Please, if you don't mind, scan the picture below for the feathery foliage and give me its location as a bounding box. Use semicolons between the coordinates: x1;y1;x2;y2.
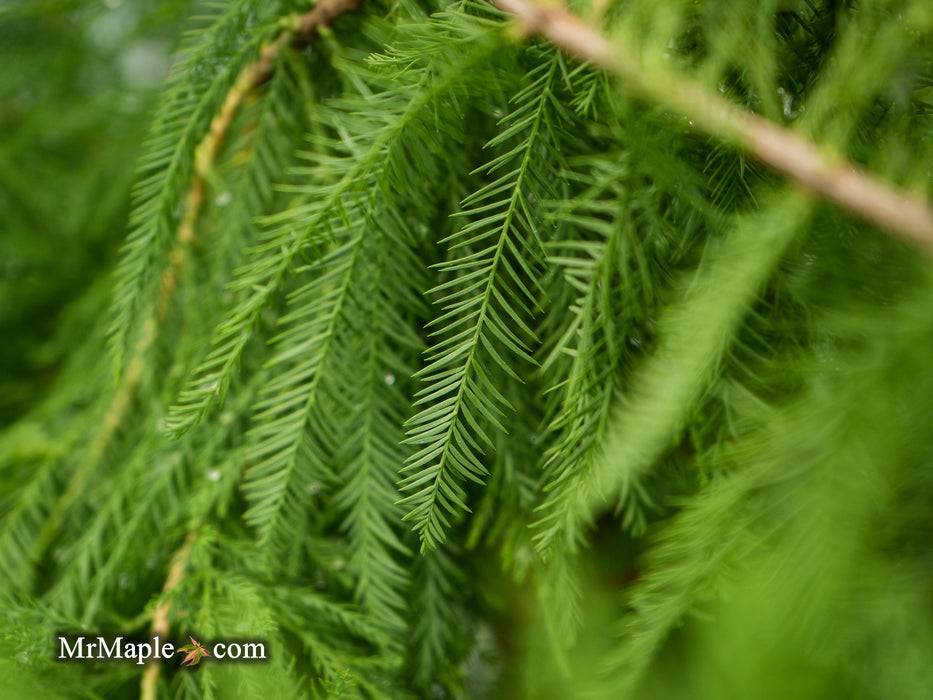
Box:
2;0;933;698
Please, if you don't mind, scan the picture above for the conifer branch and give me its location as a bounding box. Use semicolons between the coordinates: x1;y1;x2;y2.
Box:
45;0;371;549
154;28;285;322
490;0;933;253
140;532;196;700
399;49;567;552
6;3;933;696
43;3;271;556
165;0;368;308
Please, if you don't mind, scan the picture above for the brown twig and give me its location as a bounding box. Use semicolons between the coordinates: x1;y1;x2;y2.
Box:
140;533;197;700
295;0;367;45
491;0;933;254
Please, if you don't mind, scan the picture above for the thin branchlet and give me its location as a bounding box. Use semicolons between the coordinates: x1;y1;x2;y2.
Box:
490;0;933;253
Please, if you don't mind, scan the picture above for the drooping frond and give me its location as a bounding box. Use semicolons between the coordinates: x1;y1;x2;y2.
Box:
240;233;364;552
525;140;705;655
108;1;284;374
0;456;58;595
532;156;647;557
464;376;541;569
399;47;574;552
330;225;424;634
528;117;711;555
163;7;499;440
240;10;502;553
160;50;316;437
409;545;469;692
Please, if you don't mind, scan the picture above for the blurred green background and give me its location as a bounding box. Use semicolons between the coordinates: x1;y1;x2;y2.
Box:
0;0;191;423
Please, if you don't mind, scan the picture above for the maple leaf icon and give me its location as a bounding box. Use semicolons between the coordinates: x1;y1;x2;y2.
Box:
176;636;211;667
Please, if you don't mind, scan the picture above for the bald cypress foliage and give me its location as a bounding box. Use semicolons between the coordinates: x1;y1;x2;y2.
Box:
2;0;932;698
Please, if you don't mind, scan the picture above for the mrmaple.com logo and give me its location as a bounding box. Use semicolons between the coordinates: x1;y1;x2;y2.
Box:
57;635;266;666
